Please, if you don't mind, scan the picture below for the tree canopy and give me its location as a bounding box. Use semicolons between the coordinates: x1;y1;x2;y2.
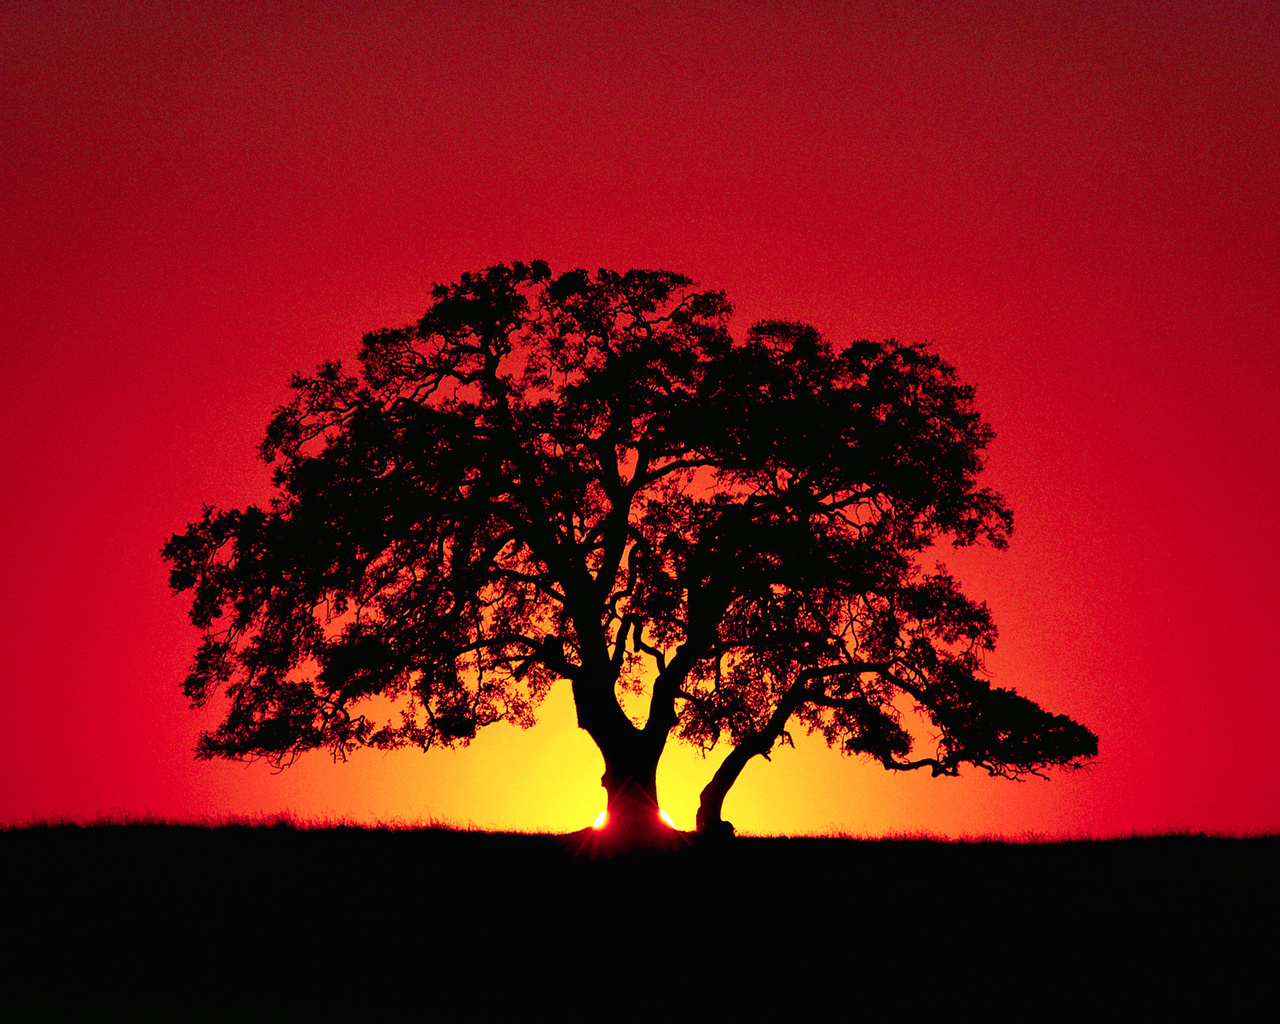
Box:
164;260;1096;844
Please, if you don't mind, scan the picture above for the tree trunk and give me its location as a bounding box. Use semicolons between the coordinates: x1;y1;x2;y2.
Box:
597;737;674;849
695;740;758;838
696;666;847;837
570;674;677;851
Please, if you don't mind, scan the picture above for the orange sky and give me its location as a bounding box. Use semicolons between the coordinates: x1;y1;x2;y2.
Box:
2;0;1277;836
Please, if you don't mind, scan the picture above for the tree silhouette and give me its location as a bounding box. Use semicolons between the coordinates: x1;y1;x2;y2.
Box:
164;260;1096;845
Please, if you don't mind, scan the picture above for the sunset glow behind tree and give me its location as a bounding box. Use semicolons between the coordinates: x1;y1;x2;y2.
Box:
2;1;1277;836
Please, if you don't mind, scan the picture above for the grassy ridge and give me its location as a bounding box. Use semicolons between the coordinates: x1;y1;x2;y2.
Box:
3;823;1276;1017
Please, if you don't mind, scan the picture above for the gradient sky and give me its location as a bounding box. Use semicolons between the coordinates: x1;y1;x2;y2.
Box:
3;0;1277;836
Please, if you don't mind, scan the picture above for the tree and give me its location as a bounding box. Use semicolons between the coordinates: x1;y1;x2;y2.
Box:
164;260;1096;846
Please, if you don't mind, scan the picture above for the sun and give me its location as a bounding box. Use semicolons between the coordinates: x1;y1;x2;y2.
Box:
592;809;677;829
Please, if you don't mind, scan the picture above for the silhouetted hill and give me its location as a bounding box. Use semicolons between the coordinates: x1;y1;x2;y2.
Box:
2;823;1275;1018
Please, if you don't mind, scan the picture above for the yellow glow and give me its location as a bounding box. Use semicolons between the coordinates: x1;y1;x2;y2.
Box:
659;809;675;828
593;810;608;829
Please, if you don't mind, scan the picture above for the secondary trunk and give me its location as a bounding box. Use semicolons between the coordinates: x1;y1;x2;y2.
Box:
695;739;759;838
696;667;829;836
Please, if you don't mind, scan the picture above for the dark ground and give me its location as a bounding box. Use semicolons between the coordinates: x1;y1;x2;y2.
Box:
2;823;1276;1019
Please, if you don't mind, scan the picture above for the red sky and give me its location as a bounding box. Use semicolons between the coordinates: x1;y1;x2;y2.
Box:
2;0;1277;836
